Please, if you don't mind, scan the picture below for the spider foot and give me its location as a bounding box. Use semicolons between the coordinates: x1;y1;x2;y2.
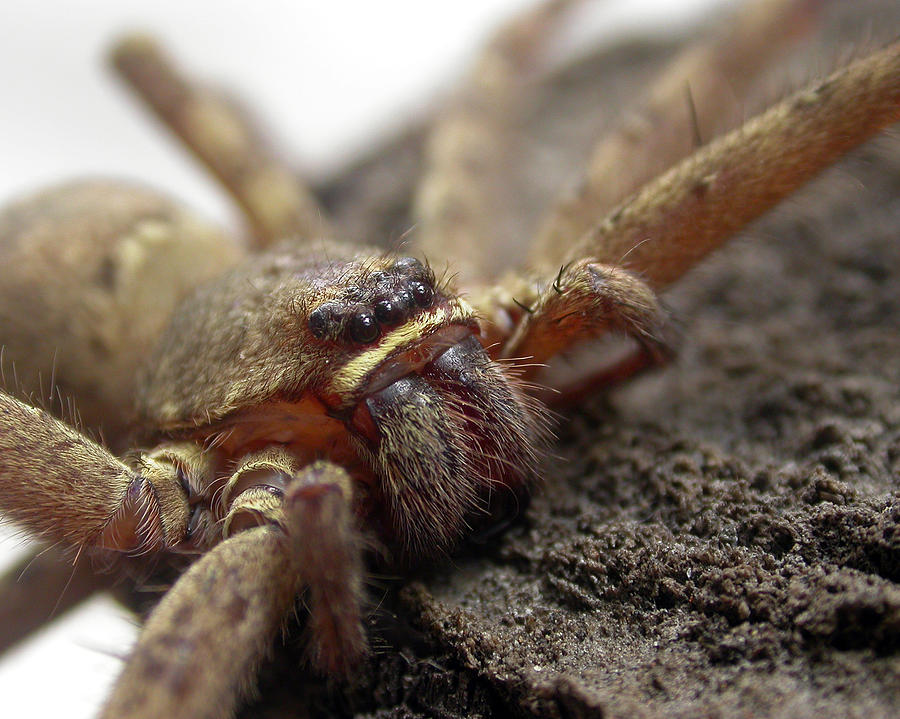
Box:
220;452;367;678
286;464;366;678
501;259;671;368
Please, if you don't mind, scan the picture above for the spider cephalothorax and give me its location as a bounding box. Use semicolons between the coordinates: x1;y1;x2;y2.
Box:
135;243;548;559
0;1;898;717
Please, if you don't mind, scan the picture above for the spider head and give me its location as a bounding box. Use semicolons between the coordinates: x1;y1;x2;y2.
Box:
333;331;548;559
304;255;550;560
140;246;549;561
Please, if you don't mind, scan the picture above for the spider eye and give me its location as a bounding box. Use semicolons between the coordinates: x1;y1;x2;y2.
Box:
348;311;379;344
374;299;401;325
410;281;434;308
395;289;414;314
392;256;423;274
308;304;335;339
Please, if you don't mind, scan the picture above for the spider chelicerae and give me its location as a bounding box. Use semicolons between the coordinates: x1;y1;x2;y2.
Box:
0;1;898;717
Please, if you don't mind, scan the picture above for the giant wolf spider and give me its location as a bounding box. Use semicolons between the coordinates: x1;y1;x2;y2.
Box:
0;0;898;717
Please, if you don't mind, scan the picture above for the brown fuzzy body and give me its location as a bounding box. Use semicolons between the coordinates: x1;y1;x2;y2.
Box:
0;1;898;717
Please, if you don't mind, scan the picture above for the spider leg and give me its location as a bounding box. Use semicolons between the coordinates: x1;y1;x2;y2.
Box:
414;0;579;284
219;449;366;677
99;524;299;719
468;40;899;390
0;390;203;553
558;41;900;291
101;458;364;719
111;36;333;247
499;259;671;367
475;41;899;376
285;463;365;677
530;0;828;265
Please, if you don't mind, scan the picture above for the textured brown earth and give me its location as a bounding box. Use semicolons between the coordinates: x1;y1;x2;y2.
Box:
238;4;900;717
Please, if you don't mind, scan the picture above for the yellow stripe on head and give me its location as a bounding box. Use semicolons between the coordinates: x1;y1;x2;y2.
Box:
328;299;477;402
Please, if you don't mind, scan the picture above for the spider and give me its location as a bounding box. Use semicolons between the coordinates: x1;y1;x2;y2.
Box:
0;0;898;717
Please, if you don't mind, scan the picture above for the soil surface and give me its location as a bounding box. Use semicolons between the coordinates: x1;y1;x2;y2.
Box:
240;4;900;717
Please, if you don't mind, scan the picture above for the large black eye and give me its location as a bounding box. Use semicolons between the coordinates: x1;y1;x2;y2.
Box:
374;299;401;325
308;304;334;339
392;256;423;274
348;311;379;344
395;289;414;314
410;280;434;307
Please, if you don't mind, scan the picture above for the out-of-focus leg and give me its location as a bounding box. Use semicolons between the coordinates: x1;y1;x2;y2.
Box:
286;463;365;677
99;525;298;719
548;43;900;292
471;43;899;397
530;0;828;266
220;450;366;677
112;36;333;247
100;456;364;719
414;0;579;284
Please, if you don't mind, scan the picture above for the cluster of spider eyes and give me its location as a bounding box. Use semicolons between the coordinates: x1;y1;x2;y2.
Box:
308;257;435;344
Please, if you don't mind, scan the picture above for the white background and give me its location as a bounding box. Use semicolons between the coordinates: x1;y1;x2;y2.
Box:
0;1;730;716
